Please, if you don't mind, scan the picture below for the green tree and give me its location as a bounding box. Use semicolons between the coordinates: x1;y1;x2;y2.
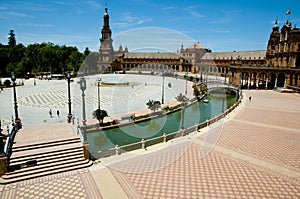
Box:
175;93;188;105
146;100;161;112
8;30;16;47
93;109;108;125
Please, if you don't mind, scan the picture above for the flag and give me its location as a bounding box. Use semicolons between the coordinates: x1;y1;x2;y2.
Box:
286;9;291;15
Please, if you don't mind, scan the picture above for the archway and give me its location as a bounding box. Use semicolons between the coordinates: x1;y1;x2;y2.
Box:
296;55;300;68
277;73;285;87
269;73;276;89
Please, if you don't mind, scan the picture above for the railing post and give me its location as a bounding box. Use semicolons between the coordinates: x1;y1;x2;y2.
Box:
180;129;185;136
141;139;145;149
163;133;167;142
115;145;119;155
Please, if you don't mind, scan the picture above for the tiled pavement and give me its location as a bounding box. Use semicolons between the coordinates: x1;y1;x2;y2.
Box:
0;169;103;199
1;90;300;198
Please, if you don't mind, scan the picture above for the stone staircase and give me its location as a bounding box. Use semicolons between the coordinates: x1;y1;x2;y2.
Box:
0;136;92;184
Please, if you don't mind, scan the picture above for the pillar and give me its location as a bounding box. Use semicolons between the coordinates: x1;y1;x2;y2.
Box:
141;139;145;149
163;133;167;142
247;76;251;90
256;75;259;90
274;75;278;89
0;157;7;176
83;144;90;159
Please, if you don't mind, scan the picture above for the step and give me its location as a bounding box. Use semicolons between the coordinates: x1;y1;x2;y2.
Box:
0;160;93;184
3;154;85;178
9;150;84;169
10;147;83;165
12;137;81;152
2;158;90;180
10;142;82;160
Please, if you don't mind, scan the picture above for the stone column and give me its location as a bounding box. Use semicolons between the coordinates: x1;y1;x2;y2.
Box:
247;75;251;90
256;75;259;90
274;75;278;89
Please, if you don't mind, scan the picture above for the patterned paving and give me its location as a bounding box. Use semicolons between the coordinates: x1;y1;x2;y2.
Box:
111;144;300;199
107;90;300;198
214;120;300;171
17;75;191;110
0;169;103;199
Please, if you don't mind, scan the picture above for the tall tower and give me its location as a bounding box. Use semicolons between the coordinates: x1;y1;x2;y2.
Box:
266;20;280;66
98;6;114;71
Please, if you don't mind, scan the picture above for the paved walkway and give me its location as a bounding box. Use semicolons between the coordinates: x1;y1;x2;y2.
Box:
1;90;300;198
0;74;194;127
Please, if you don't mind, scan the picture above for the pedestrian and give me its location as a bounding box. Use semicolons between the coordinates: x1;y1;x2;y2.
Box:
249;96;252;102
57;110;60;118
49;109;52;118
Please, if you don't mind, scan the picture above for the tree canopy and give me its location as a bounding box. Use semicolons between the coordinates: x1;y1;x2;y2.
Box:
93;109;108;124
0;30;95;78
146;100;161;112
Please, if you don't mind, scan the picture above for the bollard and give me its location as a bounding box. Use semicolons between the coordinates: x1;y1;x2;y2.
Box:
115;145;119;155
141;139;145;149
163;133;167;142
181;129;185;137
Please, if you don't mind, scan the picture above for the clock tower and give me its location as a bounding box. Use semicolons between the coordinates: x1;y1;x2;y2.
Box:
98;6;115;71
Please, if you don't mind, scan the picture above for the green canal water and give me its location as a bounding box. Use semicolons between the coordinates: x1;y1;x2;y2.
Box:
87;93;238;154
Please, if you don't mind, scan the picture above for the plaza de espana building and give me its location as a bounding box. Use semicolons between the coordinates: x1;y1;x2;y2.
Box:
98;7;300;92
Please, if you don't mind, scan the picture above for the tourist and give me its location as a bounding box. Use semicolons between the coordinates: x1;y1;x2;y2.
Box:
57;110;60;118
49;109;52;118
249;96;252;102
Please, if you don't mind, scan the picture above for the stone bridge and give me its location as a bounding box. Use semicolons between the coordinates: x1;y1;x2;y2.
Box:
205;80;239;94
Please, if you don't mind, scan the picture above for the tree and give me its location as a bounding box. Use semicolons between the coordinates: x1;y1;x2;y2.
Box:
175;93;188;105
8;30;16;47
146;100;161;112
93;109;108;125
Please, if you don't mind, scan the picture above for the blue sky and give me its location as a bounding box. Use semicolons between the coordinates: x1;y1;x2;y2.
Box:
0;0;299;52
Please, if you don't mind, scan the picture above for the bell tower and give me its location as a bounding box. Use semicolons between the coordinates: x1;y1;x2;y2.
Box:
266;20;280;66
98;6;114;71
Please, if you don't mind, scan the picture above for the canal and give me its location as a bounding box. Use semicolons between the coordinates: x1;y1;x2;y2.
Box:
87;92;238;155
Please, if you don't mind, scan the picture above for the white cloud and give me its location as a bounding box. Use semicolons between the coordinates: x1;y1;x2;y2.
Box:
0;11;33;19
19;23;54;28
113;12;152;28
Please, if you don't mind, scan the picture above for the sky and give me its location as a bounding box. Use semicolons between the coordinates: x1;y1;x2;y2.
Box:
0;0;299;52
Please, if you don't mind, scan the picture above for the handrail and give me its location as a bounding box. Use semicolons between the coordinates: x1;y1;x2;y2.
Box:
3;123;19;165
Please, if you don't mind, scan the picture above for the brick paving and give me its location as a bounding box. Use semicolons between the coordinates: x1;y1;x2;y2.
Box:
0;169;103;199
107;90;300;198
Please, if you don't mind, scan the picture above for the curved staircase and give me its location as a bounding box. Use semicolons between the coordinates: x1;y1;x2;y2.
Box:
0;136;92;184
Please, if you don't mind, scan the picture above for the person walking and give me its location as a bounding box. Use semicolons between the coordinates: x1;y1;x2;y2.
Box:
49;109;52;118
57;110;60;118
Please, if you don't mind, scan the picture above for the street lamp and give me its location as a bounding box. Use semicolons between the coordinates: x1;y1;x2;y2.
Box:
185;71;188;96
79;77;87;144
161;72;165;104
97;77;101;110
66;71;72;123
11;72;22;129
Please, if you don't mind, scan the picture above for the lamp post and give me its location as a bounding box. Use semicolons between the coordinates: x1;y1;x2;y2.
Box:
66;72;72;123
161;72;165;104
79;77;87;144
97;77;101;110
11;72;22;129
185;71;188;96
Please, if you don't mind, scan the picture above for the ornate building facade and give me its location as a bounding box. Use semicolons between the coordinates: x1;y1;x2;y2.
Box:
98;6;300;91
198;20;300;91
